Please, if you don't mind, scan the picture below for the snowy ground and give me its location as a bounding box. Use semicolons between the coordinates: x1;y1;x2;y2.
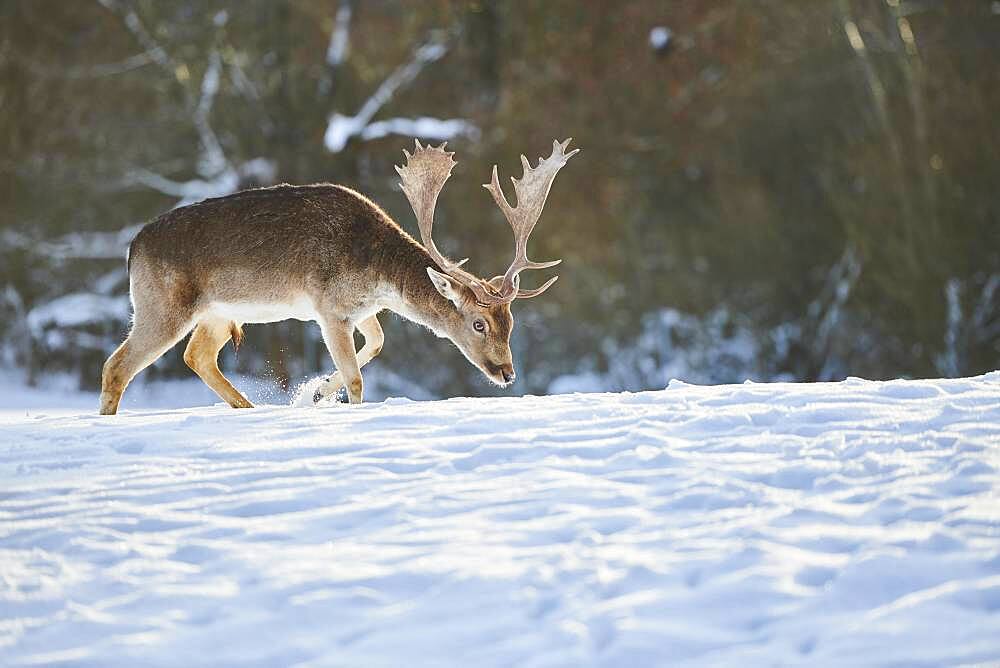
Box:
1;373;999;666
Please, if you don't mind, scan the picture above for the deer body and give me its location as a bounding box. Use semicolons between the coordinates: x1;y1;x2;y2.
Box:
100;140;577;414
127;183;439;329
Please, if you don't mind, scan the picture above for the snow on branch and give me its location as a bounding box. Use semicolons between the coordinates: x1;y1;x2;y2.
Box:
13;49;159;80
937;273;1000;377
127;158;275;208
3;225;143;261
324;38;476;152
194;51;227;178
360;117;479;144
127;167;239;207
122;45;244;209
98;0;176;75
810;245;862;380
101;3;274;208
972;274;999;337
326;1;352;67
116;45;274;206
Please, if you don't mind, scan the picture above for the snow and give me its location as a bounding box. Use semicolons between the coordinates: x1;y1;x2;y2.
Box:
129;166;238;206
325;3;352;67
649;26;671;51
323;112;366;153
25;293;131;336
359;116;479;144
326;112;478;153
194;51;226;180
1;373;999;665
3;225;143;261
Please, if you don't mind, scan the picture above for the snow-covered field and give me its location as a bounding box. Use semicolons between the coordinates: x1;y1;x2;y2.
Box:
2;373;999;666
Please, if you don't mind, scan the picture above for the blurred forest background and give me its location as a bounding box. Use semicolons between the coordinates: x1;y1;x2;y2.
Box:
2;0;998;400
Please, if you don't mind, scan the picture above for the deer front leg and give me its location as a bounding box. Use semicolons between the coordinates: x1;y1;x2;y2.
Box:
318;316;364;404
314;314;383;403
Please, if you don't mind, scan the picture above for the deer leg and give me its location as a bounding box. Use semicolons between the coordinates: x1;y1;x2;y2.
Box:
314;314;384;402
100;314;193;415
356;314;385;366
184;318;253;409
317;317;364;404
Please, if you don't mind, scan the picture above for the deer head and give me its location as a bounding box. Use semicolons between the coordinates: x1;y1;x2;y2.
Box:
396;138;579;387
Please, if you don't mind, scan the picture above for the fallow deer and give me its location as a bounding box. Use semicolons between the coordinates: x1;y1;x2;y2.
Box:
99;138;579;414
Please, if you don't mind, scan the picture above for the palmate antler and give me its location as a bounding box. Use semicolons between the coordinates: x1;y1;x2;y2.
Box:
483;138;579;301
396;140;496;305
396;138;578;306
395;140;465;273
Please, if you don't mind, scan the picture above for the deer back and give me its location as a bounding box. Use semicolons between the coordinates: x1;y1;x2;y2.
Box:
128;183;434;309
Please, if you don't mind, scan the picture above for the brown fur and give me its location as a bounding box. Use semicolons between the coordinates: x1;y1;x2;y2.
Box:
99;183;518;414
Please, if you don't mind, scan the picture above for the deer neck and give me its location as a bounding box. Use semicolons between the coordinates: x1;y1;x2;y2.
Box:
382;245;463;338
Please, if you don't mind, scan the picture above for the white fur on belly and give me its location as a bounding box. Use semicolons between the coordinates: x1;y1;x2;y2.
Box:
208;297;318;324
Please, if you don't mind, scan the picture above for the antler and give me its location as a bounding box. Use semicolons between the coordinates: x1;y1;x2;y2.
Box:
483;138;579;302
395;140;466;273
396;140;495;305
397;138;577;307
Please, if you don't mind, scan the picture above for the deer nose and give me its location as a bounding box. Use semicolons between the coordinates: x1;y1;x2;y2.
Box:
501;366;515;384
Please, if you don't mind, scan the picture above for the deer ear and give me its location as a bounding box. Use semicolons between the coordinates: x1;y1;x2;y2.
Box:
426;267;464;308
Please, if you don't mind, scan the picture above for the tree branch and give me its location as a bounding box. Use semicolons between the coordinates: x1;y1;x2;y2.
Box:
324;36;475;152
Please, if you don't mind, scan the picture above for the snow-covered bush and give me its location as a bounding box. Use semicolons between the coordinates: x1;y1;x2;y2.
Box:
25;292;131;388
549;307;761;393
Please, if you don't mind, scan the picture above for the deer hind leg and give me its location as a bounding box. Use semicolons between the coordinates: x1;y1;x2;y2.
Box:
184;318;253;409
100;312;193;415
314;314;384;403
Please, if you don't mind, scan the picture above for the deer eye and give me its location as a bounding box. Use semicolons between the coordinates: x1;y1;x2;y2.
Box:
473;319;487;333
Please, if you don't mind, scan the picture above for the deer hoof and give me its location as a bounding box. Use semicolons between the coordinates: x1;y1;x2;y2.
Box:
312;378;329;404
313;380;349;405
